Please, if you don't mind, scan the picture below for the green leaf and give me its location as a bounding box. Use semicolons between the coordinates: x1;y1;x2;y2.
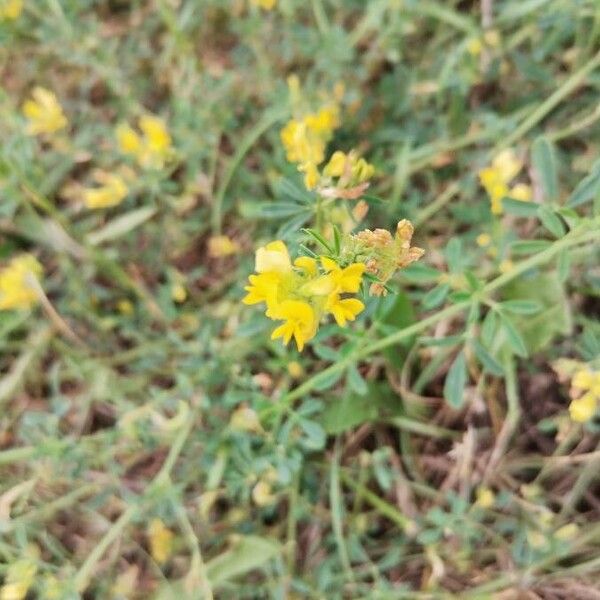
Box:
501;272;572;354
401;264;443;283
301;228;334;252
346;364;368;396
445;238;462;273
499;313;528;357
423;283;450;309
537;206;566;238
481;309;497;348
557;249;570;283
531;136;558;202
443;351;467;409
500;300;542;315
86;207;157;245
502;198;539;217
472;340;504;376
206;536;281;586
511;240;552;255
567;159;600;207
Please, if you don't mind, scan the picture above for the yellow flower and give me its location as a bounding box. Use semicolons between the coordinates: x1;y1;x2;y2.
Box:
300;161;320;190
304;104;340;136
321;257;365;293
476;233;491;247
510;183;532;202
499;259;513;274
0;556;37;600
147;519;174;564
171;283;187;303
255;240;292;273
270;300;317;351
323;150;347;178
325;294;364;327
22;87;67;135
251;0;276;9
0;0;22;20
0;255;42;311
475;486;495;509
208;235;240;258
467;37;482;56
242;272;281;317
252;480;276;506
554;523;579;541
82;171;128;209
287;360;304;379
479;149;526;215
569;391;597;423
117;115;172;169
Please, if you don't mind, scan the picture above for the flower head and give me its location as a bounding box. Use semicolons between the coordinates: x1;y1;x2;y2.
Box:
147;519;174;564
82;171;128;209
22;87;67;135
0;0;23;20
208;235;240;258
243;240;366;351
552;360;600;423
478;149;531;215
0;255;42;311
117;114;172;169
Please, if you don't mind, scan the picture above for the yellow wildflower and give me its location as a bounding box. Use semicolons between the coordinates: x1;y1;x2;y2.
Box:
323;150;347;178
0;548;38;600
499;259;513;274
208;235;240;258
325;294;364;327
147;519;174;564
83;171;128;209
243;240;367;351
117;114;172;169
483;29;501;48
552;360;600;424
22;87;67;135
0;0;22;20
0;255;42;311
301;161;320;190
478;149;529;215
475;486;495;509
476;233;491;247
270;300;317;351
251;0;276;9
554;523;579;541
467;37;482;56
287;360;304;379
171;283;187;303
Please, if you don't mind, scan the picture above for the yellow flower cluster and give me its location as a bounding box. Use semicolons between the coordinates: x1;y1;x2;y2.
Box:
22;87;67;136
478;149;532;215
82;170;128;209
0;0;22;20
553;359;600;423
251;0;276;9
318;150;375;200
0;254;42;311
243;241;365;351
348;220;425;296
117;114;173;170
280;90;340;190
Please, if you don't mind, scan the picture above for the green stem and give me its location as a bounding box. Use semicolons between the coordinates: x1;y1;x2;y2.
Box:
495;48;600;150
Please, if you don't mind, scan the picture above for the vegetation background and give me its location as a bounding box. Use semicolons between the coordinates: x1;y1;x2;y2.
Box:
0;0;599;598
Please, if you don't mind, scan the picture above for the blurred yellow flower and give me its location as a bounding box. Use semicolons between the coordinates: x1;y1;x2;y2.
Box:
467;38;482;56
82;171;128;209
147;519;174;564
476;233;491;247
0;548;38;600
252;480;276;506
552;360;600;424
499;259;514;274
0;0;22;20
251;0;276;9
287;360;304;379
475;486;495;509
171;283;187;303
0;255;42;311
22;87;67;135
117;114;172;169
208;235;240;258
479;149;529;215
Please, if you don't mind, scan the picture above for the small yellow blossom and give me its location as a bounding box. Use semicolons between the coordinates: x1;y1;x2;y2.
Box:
475;486;495;509
270;300;317;351
552;360;600;423
479;149;528;215
526;529;548;550
117;114;172;169
499;259;513;274
251;0;276;9
554;523;579;541
483;29;501;48
476;233;491;247
0;0;22;20
22;87;67;135
147;519;174;564
117;299;134;315
83;171;128;209
325;294;364;327
0;550;38;600
255;240;292;274
287;360;304;379
171;283;187;303
0;255;42;311
467;37;482;56
510;183;533;202
208;235;240;258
